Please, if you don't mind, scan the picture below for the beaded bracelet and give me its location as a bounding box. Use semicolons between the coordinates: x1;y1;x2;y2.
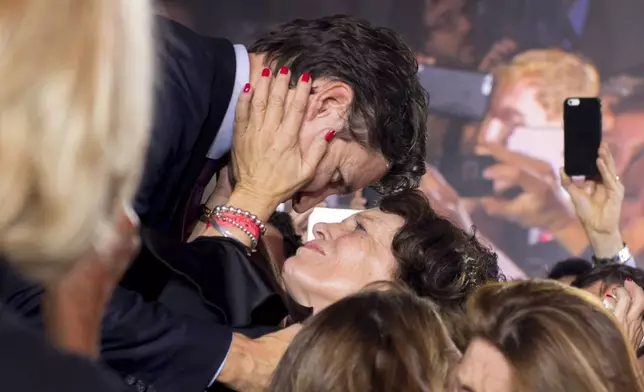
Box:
204;205;267;252
211;205;266;234
210;215;258;250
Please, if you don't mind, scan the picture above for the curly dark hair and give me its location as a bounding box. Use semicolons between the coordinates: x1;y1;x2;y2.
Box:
250;15;428;193
379;189;503;311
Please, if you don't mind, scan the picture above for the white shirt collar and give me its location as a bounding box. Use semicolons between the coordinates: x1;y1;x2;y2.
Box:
206;44;250;159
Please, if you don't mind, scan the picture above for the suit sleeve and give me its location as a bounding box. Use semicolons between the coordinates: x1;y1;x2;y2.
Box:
0;262;233;392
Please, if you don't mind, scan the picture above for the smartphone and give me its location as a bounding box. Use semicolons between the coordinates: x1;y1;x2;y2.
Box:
563;98;602;177
418;66;495;120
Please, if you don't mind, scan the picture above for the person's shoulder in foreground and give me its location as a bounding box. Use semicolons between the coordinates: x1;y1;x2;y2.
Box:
0;307;125;392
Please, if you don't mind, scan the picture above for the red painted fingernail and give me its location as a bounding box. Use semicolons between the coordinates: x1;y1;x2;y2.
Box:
626;278;633;283
243;83;251;93
324;129;336;142
261;68;270;77
301;72;310;82
280;66;289;75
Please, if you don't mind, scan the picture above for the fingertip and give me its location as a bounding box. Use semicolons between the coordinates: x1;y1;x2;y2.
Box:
242;83;251;93
301;72;311;83
324;129;336;142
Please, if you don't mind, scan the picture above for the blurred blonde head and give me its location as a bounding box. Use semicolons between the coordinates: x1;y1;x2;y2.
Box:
269;284;461;392
465;280;644;392
497;49;599;121
0;0;154;280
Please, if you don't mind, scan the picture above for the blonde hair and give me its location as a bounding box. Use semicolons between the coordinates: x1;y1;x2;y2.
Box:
497;49;600;121
0;0;154;280
467;280;644;392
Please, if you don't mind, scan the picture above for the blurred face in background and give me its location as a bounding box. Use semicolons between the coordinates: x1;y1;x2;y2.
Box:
478;79;558;147
423;0;474;66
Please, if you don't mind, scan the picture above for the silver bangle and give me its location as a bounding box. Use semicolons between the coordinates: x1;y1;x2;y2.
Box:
217;214;258;249
208;217;255;253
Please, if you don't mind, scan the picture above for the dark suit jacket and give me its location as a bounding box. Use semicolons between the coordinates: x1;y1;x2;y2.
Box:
0;261;232;392
0;305;125;392
123;16;296;324
121;18;308;391
124;16;237;301
134;16;235;237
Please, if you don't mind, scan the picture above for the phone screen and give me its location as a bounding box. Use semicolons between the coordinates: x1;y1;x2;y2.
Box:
563;98;602;177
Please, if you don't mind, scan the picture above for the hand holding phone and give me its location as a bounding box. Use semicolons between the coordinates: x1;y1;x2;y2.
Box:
564;98;602;178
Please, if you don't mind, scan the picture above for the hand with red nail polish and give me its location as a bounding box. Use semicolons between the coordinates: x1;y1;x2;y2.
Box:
214;67;325;246
609;281;644;350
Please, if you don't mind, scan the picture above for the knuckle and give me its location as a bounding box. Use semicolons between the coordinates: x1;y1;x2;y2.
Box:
252;99;267;110
290;98;307;114
268;94;285;107
234;113;248;123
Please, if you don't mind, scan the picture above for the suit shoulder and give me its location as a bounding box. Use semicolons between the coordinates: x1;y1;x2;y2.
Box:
0;310;124;392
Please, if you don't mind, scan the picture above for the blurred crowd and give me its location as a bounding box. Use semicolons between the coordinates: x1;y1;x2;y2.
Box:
2;1;644;392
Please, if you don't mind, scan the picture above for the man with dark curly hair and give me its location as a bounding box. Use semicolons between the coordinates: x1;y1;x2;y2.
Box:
135;15;429;238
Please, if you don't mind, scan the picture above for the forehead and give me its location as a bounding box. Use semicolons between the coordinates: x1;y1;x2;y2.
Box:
459;339;514;392
347;207;405;228
493;82;546;118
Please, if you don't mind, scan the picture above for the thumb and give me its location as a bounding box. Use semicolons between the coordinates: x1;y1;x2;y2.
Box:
303;129;334;176
559;168;583;199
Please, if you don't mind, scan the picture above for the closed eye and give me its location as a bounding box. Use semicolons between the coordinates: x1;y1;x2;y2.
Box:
355;223;366;232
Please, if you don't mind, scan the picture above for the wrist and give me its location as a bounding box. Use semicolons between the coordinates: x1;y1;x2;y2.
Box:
218;333;256;388
226;187;280;223
587;230;624;259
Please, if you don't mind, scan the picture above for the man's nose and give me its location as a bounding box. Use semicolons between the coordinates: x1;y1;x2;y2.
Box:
478;117;505;145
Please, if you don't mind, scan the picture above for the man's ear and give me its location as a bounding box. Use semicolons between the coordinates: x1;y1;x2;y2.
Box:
307;81;353;122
